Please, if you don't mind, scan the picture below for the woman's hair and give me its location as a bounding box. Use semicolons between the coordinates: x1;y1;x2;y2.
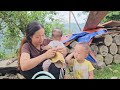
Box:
17;21;44;70
26;21;44;42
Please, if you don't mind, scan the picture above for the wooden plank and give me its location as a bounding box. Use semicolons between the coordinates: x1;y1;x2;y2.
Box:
0;59;18;68
83;11;108;31
101;20;120;28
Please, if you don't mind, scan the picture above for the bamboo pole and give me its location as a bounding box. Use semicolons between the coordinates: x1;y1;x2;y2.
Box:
71;11;81;31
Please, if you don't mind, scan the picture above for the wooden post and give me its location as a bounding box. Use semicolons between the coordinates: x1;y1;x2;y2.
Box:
69;11;71;33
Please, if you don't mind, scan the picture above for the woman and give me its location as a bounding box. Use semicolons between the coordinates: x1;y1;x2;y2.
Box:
18;21;67;79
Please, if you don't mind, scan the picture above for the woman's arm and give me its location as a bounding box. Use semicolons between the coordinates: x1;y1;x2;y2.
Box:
20;49;56;71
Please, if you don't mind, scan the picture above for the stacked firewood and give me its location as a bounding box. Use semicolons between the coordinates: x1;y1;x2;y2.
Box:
90;31;120;66
65;29;120;69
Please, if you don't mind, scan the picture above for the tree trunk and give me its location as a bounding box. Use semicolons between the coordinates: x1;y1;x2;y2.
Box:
113;54;120;64
104;53;113;65
109;43;118;55
104;35;113;46
99;45;108;56
90;44;98;56
113;34;120;45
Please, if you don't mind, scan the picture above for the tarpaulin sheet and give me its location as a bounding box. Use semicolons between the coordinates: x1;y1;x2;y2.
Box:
63;29;107;63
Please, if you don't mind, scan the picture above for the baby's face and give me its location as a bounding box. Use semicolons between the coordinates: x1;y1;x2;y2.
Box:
74;45;88;62
52;31;62;41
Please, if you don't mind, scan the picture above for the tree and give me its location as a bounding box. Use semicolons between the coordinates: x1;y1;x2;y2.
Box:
0;11;64;59
102;11;120;23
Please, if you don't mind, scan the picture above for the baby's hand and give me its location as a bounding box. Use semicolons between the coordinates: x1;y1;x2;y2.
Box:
56;46;63;50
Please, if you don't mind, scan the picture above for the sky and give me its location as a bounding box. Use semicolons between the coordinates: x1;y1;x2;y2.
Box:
55;11;89;24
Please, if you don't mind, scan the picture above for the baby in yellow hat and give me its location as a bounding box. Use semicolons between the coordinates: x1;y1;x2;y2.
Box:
41;28;67;79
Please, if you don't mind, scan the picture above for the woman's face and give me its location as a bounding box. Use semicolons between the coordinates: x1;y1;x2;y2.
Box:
30;28;45;46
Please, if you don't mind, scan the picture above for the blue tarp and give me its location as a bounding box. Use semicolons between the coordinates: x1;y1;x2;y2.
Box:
63;29;107;63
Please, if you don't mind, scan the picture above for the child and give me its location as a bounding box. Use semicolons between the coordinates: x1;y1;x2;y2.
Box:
65;42;95;79
42;28;67;79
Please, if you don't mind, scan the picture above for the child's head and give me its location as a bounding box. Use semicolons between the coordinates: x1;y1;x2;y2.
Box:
74;42;90;62
52;28;63;41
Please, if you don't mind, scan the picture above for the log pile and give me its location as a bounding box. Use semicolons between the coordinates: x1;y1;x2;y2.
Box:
65;28;120;69
0;58;25;79
90;32;120;66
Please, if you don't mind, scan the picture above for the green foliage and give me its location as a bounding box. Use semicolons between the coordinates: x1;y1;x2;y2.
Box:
102;11;120;23
0;52;5;59
0;11;64;59
94;64;120;79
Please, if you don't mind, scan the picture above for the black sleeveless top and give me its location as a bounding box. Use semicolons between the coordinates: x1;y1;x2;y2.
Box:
20;50;47;79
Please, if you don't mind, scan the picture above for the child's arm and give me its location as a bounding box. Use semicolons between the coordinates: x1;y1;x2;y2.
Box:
88;61;95;79
88;70;94;79
65;52;74;65
41;45;52;50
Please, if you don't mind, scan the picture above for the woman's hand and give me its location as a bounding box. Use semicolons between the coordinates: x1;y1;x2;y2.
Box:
56;46;67;57
44;48;57;59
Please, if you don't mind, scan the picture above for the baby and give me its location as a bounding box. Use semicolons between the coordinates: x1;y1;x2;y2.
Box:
42;28;67;79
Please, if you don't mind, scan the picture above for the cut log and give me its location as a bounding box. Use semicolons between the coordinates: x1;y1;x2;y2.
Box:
96;54;104;62
104;35;113;46
99;45;108;56
90;45;98;56
118;46;120;54
104;53;113;65
109;43;118;55
96;61;106;69
113;54;120;64
114;35;120;45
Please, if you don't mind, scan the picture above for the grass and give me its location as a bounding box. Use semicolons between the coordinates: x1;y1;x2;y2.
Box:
94;64;120;79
